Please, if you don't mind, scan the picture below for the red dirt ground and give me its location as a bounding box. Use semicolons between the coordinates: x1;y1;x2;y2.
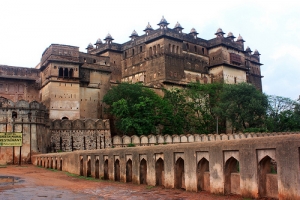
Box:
0;165;249;200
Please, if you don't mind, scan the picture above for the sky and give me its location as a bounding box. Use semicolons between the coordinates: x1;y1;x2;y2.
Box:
0;0;299;100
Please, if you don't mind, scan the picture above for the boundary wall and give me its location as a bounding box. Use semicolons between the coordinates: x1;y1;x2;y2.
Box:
0;98;48;164
33;134;300;199
112;132;299;147
50;119;111;152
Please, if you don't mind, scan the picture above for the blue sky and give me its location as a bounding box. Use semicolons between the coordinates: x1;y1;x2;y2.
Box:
0;0;299;100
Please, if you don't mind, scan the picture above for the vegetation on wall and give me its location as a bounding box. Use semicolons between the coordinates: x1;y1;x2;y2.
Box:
103;82;300;135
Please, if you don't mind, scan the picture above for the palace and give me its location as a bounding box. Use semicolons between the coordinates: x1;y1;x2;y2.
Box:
0;16;263;121
3;17;300;200
0;17;263;164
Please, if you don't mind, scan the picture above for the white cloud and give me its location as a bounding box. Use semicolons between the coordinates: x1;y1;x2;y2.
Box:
271;45;300;63
0;0;299;99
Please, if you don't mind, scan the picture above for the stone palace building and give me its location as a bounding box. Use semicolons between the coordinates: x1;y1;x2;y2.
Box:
0;17;263;163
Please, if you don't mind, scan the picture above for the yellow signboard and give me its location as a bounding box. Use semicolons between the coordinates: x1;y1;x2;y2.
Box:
0;132;22;147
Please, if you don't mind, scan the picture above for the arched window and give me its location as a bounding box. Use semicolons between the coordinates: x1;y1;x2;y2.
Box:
186;43;189;51
64;68;68;77
93;59;96;63
124;51;127;58
155;158;164;186
140;46;142;53
153;46;156;55
224;157;240;195
174;157;184;189
58;68;63;77
202;48;205;54
149;47;153;56
69;69;73;78
157;44;160;54
172;45;175;53
132;49;135;56
126;159;132;182
177;46;179;54
197;158;210;191
194;46;197;53
169;44;171;52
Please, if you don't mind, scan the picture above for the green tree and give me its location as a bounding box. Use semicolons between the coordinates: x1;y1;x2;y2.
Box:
103;83;163;135
217;83;268;133
266;95;300;131
160;88;189;134
184;82;224;134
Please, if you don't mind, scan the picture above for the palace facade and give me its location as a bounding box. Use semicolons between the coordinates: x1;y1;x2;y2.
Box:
0;16;263;120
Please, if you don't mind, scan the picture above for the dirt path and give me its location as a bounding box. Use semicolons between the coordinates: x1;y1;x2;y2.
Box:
0;165;244;200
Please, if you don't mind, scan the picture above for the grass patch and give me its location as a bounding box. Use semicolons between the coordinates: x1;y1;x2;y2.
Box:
65;172;78;177
65;172;101;182
46;168;58;172
0;165;7;168
146;185;155;189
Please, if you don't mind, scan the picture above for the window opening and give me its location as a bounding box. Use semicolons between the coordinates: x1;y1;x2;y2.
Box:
12;111;17;119
58;68;63;77
64;68;68;77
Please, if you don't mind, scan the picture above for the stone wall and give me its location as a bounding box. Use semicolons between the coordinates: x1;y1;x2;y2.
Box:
0;98;49;164
112;132;299;147
33;134;300;200
0;65;40;102
50;119;111;152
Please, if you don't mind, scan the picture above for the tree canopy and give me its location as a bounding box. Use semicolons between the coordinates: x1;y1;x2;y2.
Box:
103;83;162;135
265;95;300;132
103;82;299;135
216;83;268;133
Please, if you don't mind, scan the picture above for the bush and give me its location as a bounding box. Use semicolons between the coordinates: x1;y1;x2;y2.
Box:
127;143;135;147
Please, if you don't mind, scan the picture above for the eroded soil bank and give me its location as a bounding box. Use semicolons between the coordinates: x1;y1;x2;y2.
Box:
0;165;245;200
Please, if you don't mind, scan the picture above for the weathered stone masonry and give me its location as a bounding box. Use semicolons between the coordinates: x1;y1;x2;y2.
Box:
0;98;49;164
0;98;111;164
50;119;111;152
33;134;300;200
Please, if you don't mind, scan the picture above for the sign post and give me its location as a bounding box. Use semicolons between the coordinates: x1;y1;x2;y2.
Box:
0;132;23;147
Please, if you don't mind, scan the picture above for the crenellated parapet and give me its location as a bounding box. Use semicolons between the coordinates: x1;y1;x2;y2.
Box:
49;119;112;152
50;118;110;130
0;97;49;164
0;65;40;80
112;132;300;147
40;44;80;69
0;97;48;123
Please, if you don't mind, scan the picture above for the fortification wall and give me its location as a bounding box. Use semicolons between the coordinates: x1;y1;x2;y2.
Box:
33;134;300;200
49;119;111;152
111;132;299;147
0;98;49;164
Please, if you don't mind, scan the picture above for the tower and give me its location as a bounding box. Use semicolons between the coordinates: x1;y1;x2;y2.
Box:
39;44;81;120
